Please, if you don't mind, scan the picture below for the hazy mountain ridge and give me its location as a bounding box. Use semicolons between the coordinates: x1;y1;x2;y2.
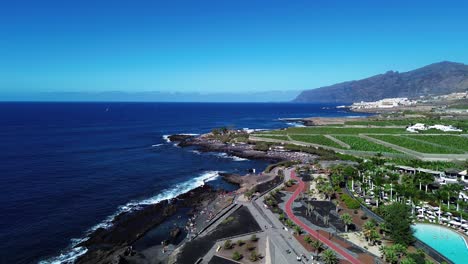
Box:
3;90;300;102
294;61;468;103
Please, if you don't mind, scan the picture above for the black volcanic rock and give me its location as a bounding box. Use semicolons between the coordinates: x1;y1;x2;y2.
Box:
294;61;468;103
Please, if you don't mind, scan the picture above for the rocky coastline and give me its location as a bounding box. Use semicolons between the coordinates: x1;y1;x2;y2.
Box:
73;131;312;264
74;185;219;264
171;133;317;162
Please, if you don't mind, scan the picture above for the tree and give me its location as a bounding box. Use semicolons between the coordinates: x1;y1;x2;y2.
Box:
362;220;376;241
340;213;353;232
304;235;312;244
310;240;323;258
384;248;398;264
392;243;407;259
250;234;258;242
322;249;339;264
369;229;381;245
323;184;334;201
232;251;242;261
381;203;414;246
294;225;302;235
400;258;417;264
237;239;244;246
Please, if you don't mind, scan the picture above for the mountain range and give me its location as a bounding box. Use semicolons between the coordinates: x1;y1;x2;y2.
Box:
294;61;468;103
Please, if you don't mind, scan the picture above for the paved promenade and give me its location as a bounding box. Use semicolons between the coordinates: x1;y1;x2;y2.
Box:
284;170;361;264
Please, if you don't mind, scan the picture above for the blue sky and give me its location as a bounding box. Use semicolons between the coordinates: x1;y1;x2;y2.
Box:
1;0;468;100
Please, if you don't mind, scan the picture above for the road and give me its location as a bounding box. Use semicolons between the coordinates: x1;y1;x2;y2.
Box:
285;169;361;264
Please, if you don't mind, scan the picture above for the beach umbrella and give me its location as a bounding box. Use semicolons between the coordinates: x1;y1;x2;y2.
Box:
446;212;453;216
417;214;424;218
462;224;468;229
428;215;436;219
450;221;461;226
441;217;449;222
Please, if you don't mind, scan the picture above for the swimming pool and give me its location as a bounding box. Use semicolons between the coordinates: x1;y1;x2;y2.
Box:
413;223;468;264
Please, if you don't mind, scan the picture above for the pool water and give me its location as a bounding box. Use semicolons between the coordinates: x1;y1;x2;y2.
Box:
413;223;468;264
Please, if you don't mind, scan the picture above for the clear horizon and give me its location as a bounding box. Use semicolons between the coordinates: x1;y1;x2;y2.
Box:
1;0;468;101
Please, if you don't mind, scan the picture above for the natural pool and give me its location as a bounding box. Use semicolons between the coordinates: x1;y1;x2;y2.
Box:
413;223;468;264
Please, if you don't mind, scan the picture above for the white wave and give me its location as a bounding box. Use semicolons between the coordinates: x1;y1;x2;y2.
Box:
40;170;221;264
38;246;87;264
231;156;248;161
151;144;163;147
162;135;171;143
179;133;199;136
286;122;306;127
345;115;367;118
214;152;248;161
191;150;201;155
278;117;303;121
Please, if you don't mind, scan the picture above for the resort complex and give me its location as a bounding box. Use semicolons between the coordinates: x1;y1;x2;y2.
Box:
162;112;468;264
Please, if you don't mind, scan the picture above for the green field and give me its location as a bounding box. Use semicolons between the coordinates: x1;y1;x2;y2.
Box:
368;135;465;154
333;135;401;153
252;135;289;141
406;135;468;152
289;135;344;149
344;120;416;126
265;126;407;135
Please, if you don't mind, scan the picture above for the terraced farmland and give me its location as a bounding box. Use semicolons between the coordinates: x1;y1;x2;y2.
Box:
406;135;468;152
368;135;465;154
289;135;344;149
333;135;401;153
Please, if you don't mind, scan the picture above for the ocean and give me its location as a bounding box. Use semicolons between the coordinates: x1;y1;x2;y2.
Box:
0;102;363;263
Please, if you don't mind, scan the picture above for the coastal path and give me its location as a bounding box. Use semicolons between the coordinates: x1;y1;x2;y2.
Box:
285;169;361;264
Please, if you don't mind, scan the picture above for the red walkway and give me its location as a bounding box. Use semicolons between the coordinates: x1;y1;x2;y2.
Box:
285;170;360;264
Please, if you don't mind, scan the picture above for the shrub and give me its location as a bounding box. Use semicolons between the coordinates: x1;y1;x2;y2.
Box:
224;239;233;250
222;216;235;225
341;193;360;209
237;239;245;246
246;242;256;251
232;251;242;261
361;214;368;220
250;234;258;242
249;250;260;261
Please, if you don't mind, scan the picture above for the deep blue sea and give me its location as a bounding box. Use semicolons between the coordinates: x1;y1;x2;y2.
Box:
0;102;364;264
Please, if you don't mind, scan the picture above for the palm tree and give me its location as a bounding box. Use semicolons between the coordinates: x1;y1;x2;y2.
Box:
384;248;398;264
310;240;323;258
378;246;385;259
392;243;407;259
369;229;380;246
340;213;353;232
322;249;339;264
293;225;302;235
323;184;334;201
362;220;376;241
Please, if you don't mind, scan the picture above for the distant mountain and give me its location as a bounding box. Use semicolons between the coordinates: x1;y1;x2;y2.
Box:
294;61;468;103
4;90;300;102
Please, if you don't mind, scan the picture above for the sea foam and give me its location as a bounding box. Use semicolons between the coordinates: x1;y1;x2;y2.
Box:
215;152;248;161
